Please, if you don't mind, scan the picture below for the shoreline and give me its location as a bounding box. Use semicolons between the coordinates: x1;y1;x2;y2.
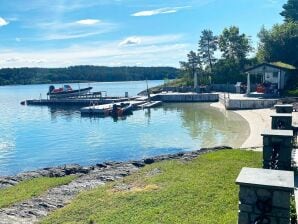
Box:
0;147;231;223
211;102;271;149
0;146;232;189
211;102;298;149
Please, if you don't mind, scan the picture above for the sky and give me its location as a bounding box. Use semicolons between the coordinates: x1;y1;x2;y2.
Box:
0;0;286;68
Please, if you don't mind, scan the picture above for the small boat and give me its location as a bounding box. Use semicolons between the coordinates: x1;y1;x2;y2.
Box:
80;102;133;117
111;103;133;117
47;85;92;99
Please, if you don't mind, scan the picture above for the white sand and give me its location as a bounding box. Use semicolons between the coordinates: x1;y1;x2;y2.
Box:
211;102;298;149
211;102;271;148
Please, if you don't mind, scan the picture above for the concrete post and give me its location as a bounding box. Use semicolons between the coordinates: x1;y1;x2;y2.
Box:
262;129;293;170
194;72;198;89
246;73;251;95
236;167;294;224
278;70;281;90
271;113;293;130
275;104;293;114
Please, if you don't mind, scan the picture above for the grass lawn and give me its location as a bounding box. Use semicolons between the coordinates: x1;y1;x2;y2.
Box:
0;175;76;208
41;149;261;224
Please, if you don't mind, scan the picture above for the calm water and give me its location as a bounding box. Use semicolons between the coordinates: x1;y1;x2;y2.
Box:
0;81;249;175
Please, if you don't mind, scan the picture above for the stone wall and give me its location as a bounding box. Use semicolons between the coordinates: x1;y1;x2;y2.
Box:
154;93;219;102
239;186;291;223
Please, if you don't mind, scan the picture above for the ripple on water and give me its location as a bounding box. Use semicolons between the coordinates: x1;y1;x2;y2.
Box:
0;82;249;175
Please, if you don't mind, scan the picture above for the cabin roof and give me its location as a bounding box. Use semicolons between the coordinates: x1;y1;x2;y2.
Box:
244;62;296;73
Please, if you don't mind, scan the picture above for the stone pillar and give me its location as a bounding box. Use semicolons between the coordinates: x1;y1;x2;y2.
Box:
236;167;294;224
246;73;251;95
262;129;293;170
275;104;293;114
271;113;292;130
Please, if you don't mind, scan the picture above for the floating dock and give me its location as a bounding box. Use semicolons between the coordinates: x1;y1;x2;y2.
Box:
138;101;162;109
23;97;132;107
80;101;145;115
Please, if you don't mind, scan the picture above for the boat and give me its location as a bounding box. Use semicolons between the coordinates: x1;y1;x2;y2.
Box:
47;85;92;99
80;102;133;116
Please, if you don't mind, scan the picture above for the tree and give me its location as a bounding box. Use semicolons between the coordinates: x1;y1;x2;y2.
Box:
257;22;298;67
280;0;298;22
219;26;252;64
179;51;202;86
198;29;218;72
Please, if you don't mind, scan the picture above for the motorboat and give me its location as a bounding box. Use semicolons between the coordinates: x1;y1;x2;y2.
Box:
47;85;92;99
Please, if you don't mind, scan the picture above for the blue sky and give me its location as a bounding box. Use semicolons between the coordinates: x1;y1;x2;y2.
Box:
0;0;286;68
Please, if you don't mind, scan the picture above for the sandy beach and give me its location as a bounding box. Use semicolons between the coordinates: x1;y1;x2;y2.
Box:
211;102;298;149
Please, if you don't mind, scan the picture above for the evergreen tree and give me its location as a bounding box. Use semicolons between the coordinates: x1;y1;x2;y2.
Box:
257;22;298;67
280;0;298;22
198;29;218;72
219;26;252;64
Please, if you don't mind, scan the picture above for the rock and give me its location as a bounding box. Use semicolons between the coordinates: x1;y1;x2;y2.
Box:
0;147;230;223
144;158;155;164
131;161;145;167
96;163;107;168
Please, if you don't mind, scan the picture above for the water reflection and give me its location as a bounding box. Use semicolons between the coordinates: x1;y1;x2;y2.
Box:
0;85;250;175
163;103;249;147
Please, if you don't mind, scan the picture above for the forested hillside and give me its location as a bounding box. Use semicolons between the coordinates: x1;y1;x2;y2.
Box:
0;66;179;85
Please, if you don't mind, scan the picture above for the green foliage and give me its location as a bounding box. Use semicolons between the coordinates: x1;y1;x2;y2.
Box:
280;0;298;22
0;176;76;208
290;196;297;224
219;26;252;64
180;26;254;85
180;50;204;86
198;29;218;72
0;66;179;86
257;22;298;67
212;59;245;84
41;150;261;224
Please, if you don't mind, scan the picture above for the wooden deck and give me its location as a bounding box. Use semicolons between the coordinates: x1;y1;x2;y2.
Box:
24;97;131;107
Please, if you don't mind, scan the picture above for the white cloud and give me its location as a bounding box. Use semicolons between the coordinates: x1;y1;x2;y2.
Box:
44;31;107;41
34;19;116;40
0;35;189;68
0;17;9;26
119;34;183;46
132;6;190;17
76;19;101;25
119;36;142;46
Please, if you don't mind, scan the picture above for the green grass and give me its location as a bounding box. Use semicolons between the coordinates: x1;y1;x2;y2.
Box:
0;175;76;208
41;150;261;224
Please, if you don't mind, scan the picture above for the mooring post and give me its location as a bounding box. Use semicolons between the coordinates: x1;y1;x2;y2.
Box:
262;129;293;170
236;167;294;224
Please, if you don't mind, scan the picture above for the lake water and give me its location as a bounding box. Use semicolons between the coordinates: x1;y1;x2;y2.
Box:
0;80;249;176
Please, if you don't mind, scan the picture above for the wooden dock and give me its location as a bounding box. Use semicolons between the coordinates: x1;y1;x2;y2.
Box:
23;97;131;107
138;101;162;109
80;101;146;115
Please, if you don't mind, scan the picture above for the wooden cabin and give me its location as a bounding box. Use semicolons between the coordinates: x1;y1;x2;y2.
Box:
244;62;296;95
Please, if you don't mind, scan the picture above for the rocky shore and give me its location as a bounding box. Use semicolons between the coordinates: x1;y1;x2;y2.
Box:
0;146;231;224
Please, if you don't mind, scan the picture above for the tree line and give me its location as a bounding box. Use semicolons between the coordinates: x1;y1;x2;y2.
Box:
0;66;179;85
180;0;298;86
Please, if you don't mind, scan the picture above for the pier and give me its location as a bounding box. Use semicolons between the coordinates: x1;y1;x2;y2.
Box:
24;97;131;107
